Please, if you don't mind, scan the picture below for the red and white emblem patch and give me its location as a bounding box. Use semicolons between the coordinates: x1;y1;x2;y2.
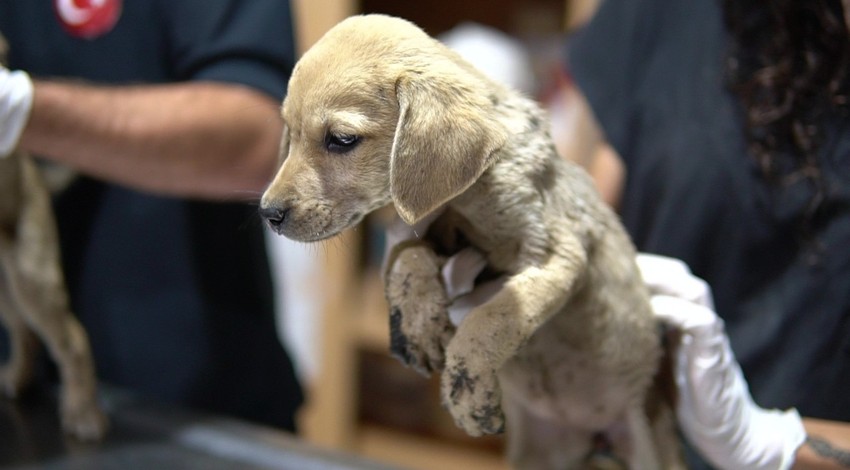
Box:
54;0;122;39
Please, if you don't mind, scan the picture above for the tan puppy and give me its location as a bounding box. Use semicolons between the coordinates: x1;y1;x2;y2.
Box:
261;15;681;469
0;35;107;440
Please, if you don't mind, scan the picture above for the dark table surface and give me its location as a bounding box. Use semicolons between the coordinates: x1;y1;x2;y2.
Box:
0;385;401;470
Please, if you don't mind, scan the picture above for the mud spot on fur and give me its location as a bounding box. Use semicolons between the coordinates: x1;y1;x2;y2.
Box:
449;364;475;403
389;307;414;365
472;405;505;434
400;273;412;294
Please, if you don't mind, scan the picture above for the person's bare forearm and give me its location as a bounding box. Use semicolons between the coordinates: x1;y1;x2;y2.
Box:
552;88;623;208
794;418;850;469
18;79;283;200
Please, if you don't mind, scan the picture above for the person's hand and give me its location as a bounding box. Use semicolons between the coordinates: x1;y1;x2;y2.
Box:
0;64;33;157
637;253;807;470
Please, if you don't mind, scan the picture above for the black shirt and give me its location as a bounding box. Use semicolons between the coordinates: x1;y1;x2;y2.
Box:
0;0;303;430
569;0;850;422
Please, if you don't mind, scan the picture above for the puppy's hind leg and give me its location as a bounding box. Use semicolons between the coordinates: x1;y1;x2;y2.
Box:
605;406;663;470
502;388;598;470
610;386;684;469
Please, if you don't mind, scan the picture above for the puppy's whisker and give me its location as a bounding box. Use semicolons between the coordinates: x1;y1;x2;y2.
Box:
228;189;265;200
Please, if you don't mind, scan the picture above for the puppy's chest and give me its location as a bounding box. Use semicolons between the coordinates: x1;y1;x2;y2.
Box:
463;168;552;253
434;201;542;274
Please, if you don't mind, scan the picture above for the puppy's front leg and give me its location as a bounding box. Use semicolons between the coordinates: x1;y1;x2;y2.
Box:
441;234;588;436
0;244;39;398
384;242;455;376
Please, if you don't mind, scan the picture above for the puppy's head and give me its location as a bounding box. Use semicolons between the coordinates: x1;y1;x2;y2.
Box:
260;14;508;242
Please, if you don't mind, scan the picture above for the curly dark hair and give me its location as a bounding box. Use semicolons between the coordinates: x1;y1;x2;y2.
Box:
722;0;850;230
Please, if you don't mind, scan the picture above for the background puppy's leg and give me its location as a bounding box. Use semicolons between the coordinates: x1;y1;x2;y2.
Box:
4;242;107;440
0;247;39;398
6;159;107;440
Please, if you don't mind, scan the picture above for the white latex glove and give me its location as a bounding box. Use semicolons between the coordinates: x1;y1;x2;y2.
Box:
0;64;34;158
637;253;806;470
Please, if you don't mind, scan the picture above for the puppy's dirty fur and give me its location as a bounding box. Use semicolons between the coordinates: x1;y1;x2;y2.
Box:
0;35;107;440
261;15;682;469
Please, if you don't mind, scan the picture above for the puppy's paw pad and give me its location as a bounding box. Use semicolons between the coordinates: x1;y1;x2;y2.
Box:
441;365;504;436
469;404;505;435
389;306;451;375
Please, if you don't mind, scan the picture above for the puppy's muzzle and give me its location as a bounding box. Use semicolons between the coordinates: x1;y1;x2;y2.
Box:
259;205;290;235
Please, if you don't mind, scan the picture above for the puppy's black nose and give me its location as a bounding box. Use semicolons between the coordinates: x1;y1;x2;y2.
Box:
260;206;290;234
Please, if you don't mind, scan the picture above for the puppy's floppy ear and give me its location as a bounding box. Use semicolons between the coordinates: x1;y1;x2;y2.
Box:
390;71;508;225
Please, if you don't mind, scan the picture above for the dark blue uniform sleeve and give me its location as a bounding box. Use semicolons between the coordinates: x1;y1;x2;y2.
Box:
159;0;296;101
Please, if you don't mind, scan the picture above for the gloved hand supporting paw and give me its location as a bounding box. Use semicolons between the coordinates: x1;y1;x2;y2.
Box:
637;253;806;470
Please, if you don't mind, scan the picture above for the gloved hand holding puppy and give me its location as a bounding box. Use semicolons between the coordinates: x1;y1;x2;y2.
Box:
0;64;33;157
636;254;806;470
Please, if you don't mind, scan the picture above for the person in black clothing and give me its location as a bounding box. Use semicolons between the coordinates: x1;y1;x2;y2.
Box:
566;0;850;467
0;0;303;432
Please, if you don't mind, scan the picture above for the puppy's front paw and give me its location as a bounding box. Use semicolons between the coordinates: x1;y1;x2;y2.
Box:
385;245;454;375
62;388;109;442
389;306;454;375
62;392;109;441
441;357;504;436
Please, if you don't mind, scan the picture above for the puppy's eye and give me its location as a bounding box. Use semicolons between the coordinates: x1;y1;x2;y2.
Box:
325;132;361;154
